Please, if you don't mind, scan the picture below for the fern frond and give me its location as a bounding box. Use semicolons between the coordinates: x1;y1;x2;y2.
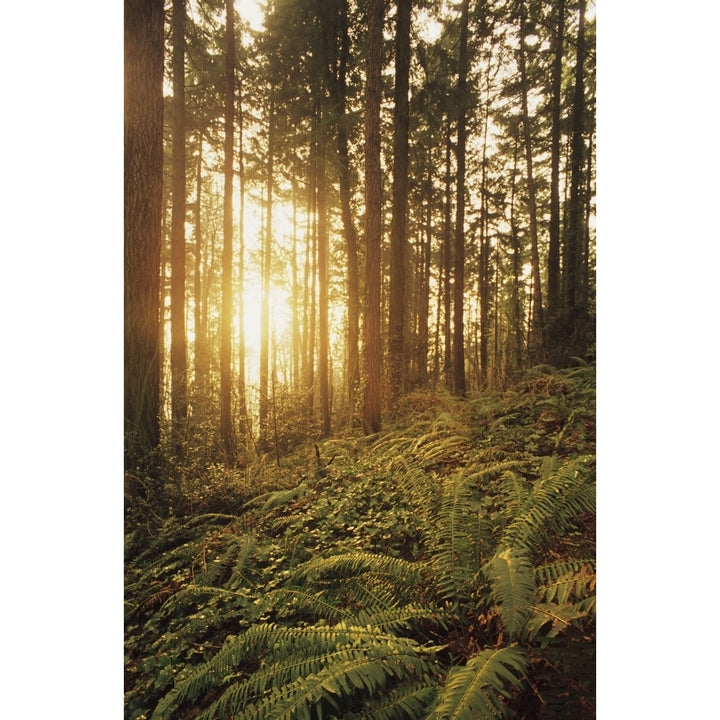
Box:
291;551;425;587
344;678;439;720
482;550;535;639
433;646;528;720
259;586;352;623
157;622;441;720
429;473;480;602
498;456;595;555
534;559;596;605
243;482;309;512
351;603;446;635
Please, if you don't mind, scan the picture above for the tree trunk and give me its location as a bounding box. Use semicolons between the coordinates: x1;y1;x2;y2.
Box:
508;135;523;373
547;0;565;362
415;187;432;387
236;86;248;440
388;0;412;402
335;0;360;426
317;103;331;436
564;0;587;359
442;118;453;389
220;0;236;464
259;90;275;437
518;6;545;363
362;0;383;434
452;0;469;397
171;0;188;429
193;135;208;404
124;0;164;463
478;81;490;387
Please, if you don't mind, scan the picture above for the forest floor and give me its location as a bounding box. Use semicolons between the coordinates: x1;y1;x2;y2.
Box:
125;363;596;720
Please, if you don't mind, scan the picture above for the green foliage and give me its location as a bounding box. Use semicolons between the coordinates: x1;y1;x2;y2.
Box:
433;647;529;720
126;367;595;719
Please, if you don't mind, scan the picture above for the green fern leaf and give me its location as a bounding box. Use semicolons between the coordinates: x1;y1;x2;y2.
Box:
482;550;535;639
433;646;528;720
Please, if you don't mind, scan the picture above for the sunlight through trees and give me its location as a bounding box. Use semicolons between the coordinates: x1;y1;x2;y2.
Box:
124;0;596;468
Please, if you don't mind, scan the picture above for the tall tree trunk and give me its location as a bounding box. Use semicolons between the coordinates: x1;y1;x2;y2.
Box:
388;0;412;402
259;89;275;437
452;0;470;397
547;0;565;361
171;0;187;429
478;83;490;387
316;103;331;436
302;169;314;416
193;135;208;404
508;134;523;372
362;0;383;434
124;0;164;463
442;118;453;389
416;184;432;387
291;178;302;391
335;0;360;426
564;0;587;359
220;0;236;464
518;5;545;363
236;87;248;440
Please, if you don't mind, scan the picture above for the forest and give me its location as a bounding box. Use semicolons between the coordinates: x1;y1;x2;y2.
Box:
125;0;596;717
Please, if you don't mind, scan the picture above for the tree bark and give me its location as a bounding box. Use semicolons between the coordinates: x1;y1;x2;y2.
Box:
171;0;188;428
452;0;470;397
124;0;164;463
317;103;331;436
518;5;545;363
564;0;587;359
547;0;565;361
260;89;275;436
362;0;383;434
236;86;248;439
442;118;453;389
388;0;412;402
193;135;208;403
220;0;236;464
334;0;360;426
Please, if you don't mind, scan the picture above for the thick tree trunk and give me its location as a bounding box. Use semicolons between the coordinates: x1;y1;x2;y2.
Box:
171;0;187;428
388;0;411;402
362;0;383;434
124;0;164;463
220;0;236;464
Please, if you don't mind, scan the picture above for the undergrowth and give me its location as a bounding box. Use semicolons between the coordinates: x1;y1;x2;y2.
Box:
125;364;596;719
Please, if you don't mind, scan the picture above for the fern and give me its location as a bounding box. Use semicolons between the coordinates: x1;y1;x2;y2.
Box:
429;472;481;603
432;646;528;720
481;550;535;639
344;679;438;720
534;559;596;605
498;456;595;555
154;622;442;720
